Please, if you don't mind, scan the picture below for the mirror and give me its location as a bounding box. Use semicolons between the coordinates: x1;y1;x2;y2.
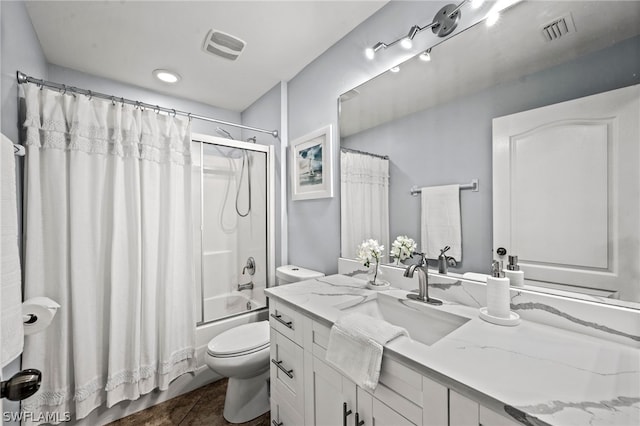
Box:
339;1;640;308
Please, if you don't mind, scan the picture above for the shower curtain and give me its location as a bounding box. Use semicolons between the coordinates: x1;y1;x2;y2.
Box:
340;151;389;259
20;84;196;423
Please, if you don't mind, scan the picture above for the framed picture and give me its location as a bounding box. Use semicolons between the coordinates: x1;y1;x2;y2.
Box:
290;125;334;200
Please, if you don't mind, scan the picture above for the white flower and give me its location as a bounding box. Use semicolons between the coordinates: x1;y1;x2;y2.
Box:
356;239;384;268
390;235;417;264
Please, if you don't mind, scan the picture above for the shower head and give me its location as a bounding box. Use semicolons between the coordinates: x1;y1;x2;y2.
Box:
216;127;234;140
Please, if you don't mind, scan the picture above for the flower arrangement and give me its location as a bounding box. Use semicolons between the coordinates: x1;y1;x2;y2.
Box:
390;235;417;266
356;239;384;285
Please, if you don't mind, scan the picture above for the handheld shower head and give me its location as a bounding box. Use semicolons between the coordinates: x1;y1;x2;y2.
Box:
216;127;234;140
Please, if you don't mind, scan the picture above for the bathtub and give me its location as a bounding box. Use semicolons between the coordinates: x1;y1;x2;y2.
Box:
202;290;265;322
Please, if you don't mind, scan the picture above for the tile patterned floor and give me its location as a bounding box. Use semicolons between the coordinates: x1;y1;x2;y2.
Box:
107;379;271;426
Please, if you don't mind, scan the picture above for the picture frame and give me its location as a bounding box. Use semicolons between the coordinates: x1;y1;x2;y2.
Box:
290;124;334;200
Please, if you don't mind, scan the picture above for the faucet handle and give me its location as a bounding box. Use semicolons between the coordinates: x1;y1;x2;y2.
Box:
413;251;426;266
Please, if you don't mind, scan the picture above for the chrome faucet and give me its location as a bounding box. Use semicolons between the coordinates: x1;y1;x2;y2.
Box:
404;252;443;305
238;281;254;291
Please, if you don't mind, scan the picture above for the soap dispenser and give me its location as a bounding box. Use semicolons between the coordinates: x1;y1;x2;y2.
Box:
505;255;525;288
486;260;510;319
479;260;520;326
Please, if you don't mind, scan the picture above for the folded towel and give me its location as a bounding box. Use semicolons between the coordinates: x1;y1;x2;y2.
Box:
421;184;462;261
325;312;408;391
1;133;23;368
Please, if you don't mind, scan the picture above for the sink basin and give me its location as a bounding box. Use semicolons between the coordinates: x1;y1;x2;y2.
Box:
339;292;470;346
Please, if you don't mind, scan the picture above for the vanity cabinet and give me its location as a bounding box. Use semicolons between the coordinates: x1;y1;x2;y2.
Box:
269;298;521;426
450;390;522;426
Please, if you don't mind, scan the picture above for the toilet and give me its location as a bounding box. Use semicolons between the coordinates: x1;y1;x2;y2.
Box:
205;265;324;423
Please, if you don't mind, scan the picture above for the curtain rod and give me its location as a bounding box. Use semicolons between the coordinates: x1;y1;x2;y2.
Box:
340;147;389;160
16;71;279;138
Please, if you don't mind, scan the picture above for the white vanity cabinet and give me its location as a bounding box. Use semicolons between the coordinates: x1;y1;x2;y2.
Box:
269;299;306;426
450;390;522;426
269;297;522;426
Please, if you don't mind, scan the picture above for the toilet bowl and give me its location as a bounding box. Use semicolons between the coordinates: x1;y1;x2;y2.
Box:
205;321;270;423
205;265;324;423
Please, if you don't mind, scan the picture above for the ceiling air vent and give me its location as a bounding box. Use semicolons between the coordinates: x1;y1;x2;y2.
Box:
540;14;576;42
202;29;246;61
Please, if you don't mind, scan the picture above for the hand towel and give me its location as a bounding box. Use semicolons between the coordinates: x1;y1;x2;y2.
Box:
420;184;462;261
325;312;408;391
1;133;23;368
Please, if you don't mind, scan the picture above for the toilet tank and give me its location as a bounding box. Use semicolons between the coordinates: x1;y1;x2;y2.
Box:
275;265;324;285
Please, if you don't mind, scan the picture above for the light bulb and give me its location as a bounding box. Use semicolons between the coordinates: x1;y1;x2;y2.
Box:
390;66;400;73
419;50;431;62
153;69;180;84
400;37;413;49
486;12;500;26
365;47;375;60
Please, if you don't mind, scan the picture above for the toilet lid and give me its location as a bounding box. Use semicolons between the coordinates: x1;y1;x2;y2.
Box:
207;321;270;357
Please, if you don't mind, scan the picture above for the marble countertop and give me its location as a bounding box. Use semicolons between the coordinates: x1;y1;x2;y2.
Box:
264;274;640;426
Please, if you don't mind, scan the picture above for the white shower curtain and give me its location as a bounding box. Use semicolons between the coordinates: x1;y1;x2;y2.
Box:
340;151;389;259
20;84;196;423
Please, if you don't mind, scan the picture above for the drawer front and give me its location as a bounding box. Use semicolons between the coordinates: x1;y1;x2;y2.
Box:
311;320;331;358
271;387;304;426
377;357;423;405
269;299;304;345
270;329;304;410
372;397;417;426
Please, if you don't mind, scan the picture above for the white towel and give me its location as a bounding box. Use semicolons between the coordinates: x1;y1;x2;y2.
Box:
325;312;408;391
1;133;24;368
421;184;462;261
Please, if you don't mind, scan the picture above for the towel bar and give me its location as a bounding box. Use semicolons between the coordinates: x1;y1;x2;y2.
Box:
410;178;478;196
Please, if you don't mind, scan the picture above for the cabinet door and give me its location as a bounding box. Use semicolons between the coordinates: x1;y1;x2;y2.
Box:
423;376;448;426
479;405;521;426
308;355;357;426
271;387;304;426
449;390;479;426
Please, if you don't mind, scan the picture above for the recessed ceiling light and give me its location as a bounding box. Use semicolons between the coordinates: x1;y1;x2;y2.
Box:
153;69;180;84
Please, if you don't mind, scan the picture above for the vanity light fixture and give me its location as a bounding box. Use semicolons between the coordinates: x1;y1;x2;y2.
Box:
401;25;420;49
471;0;485;9
364;0;469;60
365;42;387;60
153;69;180;84
390;66;401;73
419;49;432;62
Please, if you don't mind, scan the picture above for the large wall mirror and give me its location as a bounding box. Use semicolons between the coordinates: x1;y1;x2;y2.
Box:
338;1;640;308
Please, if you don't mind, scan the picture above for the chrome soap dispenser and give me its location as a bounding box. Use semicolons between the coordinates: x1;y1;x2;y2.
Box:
505;255;525;288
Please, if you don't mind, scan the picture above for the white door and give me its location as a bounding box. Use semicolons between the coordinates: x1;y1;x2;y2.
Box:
493;85;640;301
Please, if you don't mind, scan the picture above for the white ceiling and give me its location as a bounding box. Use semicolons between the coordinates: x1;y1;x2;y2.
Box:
340;1;640;137
25;0;388;112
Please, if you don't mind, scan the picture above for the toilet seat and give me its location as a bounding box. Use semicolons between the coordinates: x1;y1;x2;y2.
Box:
207;321;269;358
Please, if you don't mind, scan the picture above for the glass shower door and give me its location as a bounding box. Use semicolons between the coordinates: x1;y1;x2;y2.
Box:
192;136;272;325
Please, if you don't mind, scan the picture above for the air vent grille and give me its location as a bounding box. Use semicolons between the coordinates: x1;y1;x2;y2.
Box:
202;29;246;61
541;14;576;42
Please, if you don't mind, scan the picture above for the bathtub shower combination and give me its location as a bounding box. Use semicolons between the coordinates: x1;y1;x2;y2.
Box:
192;134;274;325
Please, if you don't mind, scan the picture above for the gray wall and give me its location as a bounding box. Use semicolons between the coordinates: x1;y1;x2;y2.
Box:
241;83;283;268
343;35;640;274
47;65;241;137
286;1;491;275
0;2;48;423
